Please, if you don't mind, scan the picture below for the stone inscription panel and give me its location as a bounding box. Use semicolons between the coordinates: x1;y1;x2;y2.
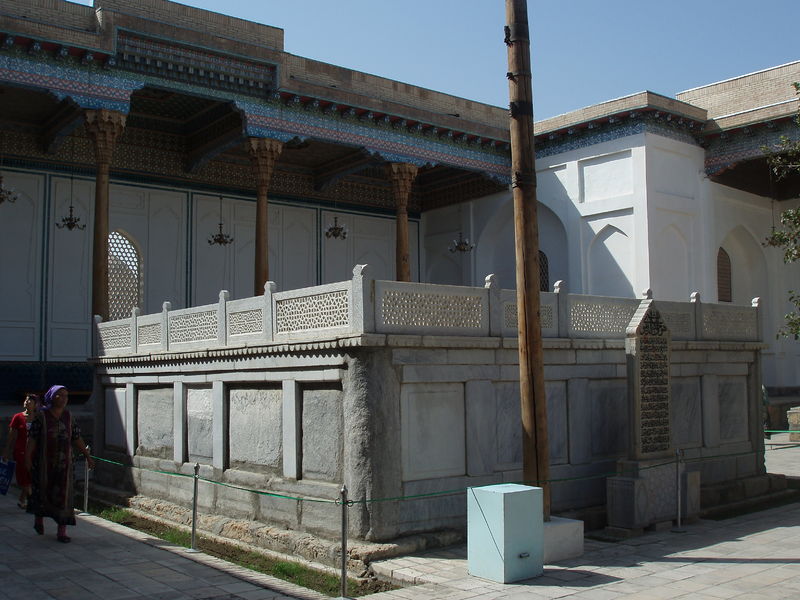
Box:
629;305;671;457
136;387;174;459
187;387;213;465
229;388;282;472
302;387;343;482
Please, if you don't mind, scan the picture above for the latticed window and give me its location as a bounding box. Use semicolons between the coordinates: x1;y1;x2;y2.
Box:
539;251;550;292
108;230;143;320
717;247;732;303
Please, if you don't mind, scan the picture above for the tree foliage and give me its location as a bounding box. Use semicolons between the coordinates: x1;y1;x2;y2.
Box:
763;82;800;339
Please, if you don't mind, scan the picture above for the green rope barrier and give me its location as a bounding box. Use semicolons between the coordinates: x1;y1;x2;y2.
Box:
88;439;800;507
197;476;336;504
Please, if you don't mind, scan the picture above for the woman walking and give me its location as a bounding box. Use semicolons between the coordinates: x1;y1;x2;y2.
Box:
1;393;39;508
26;385;94;543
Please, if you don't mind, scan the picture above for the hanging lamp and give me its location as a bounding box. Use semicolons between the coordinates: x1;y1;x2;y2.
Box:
208;196;234;246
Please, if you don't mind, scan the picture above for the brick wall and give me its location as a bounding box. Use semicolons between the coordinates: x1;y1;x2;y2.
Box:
677;61;800;118
100;0;283;50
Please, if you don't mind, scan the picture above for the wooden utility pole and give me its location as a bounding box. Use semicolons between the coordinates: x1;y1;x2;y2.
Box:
505;0;550;518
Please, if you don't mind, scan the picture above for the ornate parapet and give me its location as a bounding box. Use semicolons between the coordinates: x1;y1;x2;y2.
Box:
93;269;763;360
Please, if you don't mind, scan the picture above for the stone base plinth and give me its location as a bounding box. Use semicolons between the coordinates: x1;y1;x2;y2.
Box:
607;459;700;531
544;516;583;563
788;406;800;442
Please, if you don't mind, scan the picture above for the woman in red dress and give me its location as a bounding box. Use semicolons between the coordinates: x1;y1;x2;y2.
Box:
1;393;39;509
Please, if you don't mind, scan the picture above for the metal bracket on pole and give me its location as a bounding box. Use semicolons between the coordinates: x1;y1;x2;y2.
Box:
78;445;91;516
339;484;349;599
186;462;201;552
672;449;686;533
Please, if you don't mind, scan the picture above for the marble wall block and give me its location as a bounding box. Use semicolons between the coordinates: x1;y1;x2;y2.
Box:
719;376;748;443
495;381;568;469
136;387;174;459
401;382;465;481
187;387;213;464
589;379;628;457
496;382;522;470
671;377;702;447
229;387;282;472
302;387;343;482
104;387;126;450
547;381;569;465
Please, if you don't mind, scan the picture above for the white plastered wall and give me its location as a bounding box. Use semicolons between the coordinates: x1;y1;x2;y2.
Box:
426;134;647;296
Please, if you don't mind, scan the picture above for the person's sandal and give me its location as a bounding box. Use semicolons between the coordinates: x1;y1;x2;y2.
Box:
57;535;71;543
33;522;44;535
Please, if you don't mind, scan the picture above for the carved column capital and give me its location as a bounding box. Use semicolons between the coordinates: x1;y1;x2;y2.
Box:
387;162;418;210
84;109;126;165
247;137;283;187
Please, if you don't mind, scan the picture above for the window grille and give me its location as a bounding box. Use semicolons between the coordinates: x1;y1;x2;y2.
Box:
108;230;143;320
539;251;550;292
717;247;732;303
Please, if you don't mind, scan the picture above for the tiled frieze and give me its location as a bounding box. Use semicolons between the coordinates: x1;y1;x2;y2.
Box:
238;98;511;182
1;45;510;182
0;52;142;112
535;114;702;159
704;120;799;175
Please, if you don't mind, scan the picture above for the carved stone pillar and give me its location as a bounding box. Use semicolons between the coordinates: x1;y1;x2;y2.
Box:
84;109;126;321
248;137;283;295
387;162;418;282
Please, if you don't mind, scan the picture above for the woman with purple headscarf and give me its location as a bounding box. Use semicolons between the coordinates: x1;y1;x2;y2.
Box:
25;385;94;543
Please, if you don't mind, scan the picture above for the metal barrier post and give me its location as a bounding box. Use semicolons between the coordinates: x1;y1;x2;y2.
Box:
340;484;348;599
672;449;685;533
77;445;91;516
187;462;201;552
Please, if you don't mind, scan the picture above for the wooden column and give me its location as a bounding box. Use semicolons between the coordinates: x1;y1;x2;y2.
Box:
84;109;126;321
506;0;550;517
247;137;283;295
387;162;418;282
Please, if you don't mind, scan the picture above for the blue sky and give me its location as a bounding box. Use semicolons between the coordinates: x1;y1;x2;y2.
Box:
75;0;799;120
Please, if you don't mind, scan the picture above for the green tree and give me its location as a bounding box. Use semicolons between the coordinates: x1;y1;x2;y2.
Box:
763;82;800;339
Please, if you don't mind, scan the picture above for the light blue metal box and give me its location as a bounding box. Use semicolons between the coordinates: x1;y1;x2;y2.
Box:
467;484;543;583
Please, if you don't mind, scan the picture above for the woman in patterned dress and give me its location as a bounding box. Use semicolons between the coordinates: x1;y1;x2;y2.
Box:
1;393;39;508
26;385;94;543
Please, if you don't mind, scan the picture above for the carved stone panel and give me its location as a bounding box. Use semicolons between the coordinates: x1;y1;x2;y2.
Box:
626;300;672;459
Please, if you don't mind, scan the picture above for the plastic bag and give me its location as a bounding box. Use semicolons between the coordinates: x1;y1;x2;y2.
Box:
0;460;15;495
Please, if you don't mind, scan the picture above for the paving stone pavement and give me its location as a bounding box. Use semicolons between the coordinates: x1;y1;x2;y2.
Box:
370;501;800;599
0;490;323;600
1;437;798;600
367;439;800;599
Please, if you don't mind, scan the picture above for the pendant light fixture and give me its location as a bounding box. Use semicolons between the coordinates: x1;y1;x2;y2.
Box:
56;135;85;230
0;132;19;205
449;231;474;253
208;196;234;246
324;215;348;240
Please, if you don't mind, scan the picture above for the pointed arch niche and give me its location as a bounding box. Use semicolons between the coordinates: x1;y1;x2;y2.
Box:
475;198;567;291
108;229;143;321
718;226;767;305
588;225;634;297
652;224;691;301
